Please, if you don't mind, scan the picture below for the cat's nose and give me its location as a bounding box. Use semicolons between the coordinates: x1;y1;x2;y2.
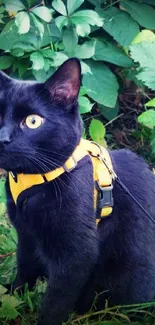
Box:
0;129;12;147
0;137;11;146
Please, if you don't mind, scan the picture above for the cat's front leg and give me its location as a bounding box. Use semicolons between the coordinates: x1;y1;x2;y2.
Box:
13;233;46;291
38;231;98;325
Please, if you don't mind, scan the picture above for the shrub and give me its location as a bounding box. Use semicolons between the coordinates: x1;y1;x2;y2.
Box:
0;0;155;146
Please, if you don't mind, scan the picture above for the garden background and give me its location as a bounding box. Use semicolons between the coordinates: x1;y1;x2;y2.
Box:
0;0;155;324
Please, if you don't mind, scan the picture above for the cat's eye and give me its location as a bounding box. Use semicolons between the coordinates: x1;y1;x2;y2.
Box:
24;115;44;129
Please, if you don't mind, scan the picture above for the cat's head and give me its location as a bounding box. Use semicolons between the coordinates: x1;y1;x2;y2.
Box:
0;58;82;174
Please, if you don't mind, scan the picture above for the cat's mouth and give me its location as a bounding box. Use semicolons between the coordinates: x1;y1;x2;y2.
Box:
0;154;24;172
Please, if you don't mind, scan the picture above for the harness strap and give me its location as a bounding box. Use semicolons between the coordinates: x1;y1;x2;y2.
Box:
9;139;114;223
9;139;88;204
81;140;114;222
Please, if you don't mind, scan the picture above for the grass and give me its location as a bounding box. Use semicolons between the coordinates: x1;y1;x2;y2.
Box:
0;177;155;325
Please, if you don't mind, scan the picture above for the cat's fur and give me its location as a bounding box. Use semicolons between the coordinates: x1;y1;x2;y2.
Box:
0;59;155;325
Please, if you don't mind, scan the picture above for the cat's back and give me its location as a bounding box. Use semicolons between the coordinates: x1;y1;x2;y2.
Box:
110;148;155;220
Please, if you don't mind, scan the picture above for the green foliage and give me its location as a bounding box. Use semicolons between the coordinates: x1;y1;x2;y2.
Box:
89;119;106;145
1;1;155;320
0;0;155;146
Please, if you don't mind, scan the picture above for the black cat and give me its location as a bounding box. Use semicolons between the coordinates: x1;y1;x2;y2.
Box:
0;59;155;325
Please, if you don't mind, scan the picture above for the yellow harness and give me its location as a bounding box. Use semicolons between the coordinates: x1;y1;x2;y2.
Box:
9;139;115;223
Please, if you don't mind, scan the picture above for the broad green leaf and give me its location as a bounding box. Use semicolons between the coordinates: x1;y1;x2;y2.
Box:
76;23;90;37
0;295;22;320
5;0;25;12
41;49;54;59
99;103;119;121
0;21;19;50
88;0;105;4
79;86;88;96
0;303;19;320
55;16;68;31
11;48;24;57
52;0;67;16
12;42;36;52
145;98;155;107
32;6;52;23
1;295;21;308
15;12;30;34
83;60;119;107
30;13;44;38
79;96;94;114
30;52;44;70
132;30;155;44
81;61;92;74
52;52;68;67
96;7;139;47
74;40;95;59
120;1;155;29
130;42;155;90
62;28;78;55
0;285;7;296
94;40;133;67
71;10;103;27
89;119;105;144
139;0;155;5
138;109;155;129
33;68;55;82
0;56;13;69
150;128;155;156
67;0;84;15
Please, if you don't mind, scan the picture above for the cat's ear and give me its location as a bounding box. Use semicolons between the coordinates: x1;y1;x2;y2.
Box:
45;58;81;104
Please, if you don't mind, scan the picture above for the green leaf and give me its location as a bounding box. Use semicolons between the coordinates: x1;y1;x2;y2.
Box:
1;295;22;308
79;96;94;114
32;6;52;23
130;42;155;90
76;23;90;37
62;28;78;55
0;295;22;320
67;0;84;15
55;16;68;31
0;285;7;296
51;52;68;67
33;68;55;82
71;10;103;27
150;128;155;155
138;109;155;129
5;0;25;12
79;86;88;96
30;52;44;70
132;30;155;44
0;56;13;69
88;0;105;4
11;48;24;57
96;7;139;47
15;12;30;34
89;119;105;144
74;40;95;59
41;49;54;59
81;61;92;74
146;98;155;107
120;0;155;29
99;102;119;121
0;304;19;320
82;60;119;107
30;13;44;38
94;40;133;67
52;0;67;16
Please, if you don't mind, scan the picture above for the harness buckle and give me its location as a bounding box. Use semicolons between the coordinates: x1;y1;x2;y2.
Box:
63;154;77;173
96;181;113;219
10;172;18;183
